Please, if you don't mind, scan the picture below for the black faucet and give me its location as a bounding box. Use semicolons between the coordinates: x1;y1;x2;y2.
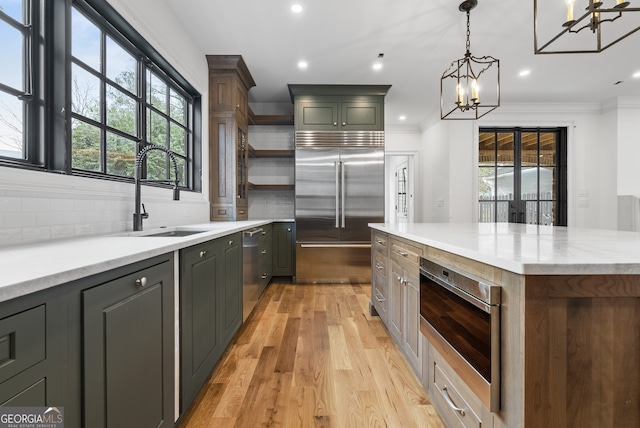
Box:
133;144;181;231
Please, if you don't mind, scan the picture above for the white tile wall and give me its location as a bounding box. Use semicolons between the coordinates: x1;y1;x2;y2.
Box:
0;168;209;247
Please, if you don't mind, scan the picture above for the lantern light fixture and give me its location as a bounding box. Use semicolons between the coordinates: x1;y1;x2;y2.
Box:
440;0;500;120
534;0;640;54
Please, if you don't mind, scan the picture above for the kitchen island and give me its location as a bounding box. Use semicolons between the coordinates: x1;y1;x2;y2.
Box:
369;222;640;428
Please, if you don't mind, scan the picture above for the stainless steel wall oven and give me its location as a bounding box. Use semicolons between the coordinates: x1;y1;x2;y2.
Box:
419;258;501;411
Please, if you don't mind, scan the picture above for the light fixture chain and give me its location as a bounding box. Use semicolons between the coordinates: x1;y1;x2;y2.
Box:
466;10;471;55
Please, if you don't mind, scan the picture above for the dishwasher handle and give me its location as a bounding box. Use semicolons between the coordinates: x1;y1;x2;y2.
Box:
243;228;264;238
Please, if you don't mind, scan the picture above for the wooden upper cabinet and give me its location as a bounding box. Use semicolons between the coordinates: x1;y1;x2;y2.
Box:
207;55;255;221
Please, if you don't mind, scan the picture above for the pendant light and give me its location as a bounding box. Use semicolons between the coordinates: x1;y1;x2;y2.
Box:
534;0;640;54
441;0;500;120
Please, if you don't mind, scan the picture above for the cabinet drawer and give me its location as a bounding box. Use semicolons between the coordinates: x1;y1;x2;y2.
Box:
372;271;388;319
372;231;388;254
390;238;422;267
433;363;482;428
372;251;387;278
0;306;45;384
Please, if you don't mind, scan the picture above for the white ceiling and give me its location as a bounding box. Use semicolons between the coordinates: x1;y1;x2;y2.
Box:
163;0;640;127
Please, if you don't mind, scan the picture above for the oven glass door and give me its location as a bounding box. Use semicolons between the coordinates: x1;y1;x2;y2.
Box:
420;272;492;382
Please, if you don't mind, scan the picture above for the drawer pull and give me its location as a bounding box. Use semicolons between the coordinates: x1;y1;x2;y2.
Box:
375;238;385;244
200;250;207;258
135;277;147;288
375;263;384;271
375;292;385;302
440;385;466;417
396;250;409;257
287;228;291;232
261;274;268;279
261;250;268;255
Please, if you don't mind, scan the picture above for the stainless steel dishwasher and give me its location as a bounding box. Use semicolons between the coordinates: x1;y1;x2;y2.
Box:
242;227;263;322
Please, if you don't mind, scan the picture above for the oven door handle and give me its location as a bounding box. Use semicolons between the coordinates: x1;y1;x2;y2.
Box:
440;385;466;417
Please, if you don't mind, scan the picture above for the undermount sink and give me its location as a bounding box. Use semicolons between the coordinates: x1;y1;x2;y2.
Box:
141;229;209;237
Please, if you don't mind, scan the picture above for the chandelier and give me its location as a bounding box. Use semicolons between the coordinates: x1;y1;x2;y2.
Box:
534;0;640;54
441;0;500;120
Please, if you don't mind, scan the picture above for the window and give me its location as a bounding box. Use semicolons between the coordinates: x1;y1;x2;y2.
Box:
0;0;201;191
478;127;567;226
0;0;37;163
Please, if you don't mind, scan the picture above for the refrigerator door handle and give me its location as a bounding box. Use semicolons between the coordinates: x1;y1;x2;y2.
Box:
341;161;345;228
335;161;340;228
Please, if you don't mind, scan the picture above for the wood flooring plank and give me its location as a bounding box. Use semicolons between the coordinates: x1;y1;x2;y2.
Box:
328;324;353;370
275;317;301;373
313;310;338;417
211;358;259;418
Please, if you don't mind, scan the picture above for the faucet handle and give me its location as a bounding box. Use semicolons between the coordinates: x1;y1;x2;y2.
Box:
141;203;149;219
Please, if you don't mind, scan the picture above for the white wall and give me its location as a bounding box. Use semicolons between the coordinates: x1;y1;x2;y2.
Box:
0;0;210;247
419;100;638;230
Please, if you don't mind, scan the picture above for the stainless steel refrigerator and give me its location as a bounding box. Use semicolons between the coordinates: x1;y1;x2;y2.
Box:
295;131;384;283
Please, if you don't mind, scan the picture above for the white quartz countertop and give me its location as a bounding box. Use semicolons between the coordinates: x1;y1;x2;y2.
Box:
369;222;640;275
0;220;282;303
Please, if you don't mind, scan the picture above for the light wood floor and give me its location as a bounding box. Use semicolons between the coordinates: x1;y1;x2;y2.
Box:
178;280;446;428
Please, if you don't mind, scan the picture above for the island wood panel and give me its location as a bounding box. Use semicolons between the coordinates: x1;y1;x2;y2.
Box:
524;275;640;428
423;246;503;285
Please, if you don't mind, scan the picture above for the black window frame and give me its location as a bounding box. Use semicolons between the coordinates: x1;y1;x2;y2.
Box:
478;127;567;226
0;0;202;192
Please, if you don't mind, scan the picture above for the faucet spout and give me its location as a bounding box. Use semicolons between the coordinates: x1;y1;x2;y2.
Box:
133;144;181;231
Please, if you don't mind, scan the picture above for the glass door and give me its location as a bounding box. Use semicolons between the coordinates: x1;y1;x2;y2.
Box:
478;128;567;226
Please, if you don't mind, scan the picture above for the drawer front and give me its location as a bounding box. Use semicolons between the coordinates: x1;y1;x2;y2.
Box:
432;358;482;428
372;231;388;254
0;306;46;384
390;238;422;267
372;271;388;320
372;251;387;278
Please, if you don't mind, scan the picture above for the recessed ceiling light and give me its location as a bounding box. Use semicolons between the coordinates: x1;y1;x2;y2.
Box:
399;115;407;121
519;69;531;77
633;71;640;79
372;62;383;71
291;4;303;13
297;61;308;70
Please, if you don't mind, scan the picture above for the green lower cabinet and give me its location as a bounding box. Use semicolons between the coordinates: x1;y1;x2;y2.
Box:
0;288;68;409
82;256;174;428
180;233;242;415
272;222;295;276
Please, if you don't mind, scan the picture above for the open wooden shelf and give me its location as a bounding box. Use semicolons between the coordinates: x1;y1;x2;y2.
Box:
249;183;295;191
248;108;294;126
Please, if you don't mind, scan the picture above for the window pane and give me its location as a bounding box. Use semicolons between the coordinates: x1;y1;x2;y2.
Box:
0;0;23;22
521;167;538;200
540;201;555;226
0;21;23;91
148;110;167;146
169;89;185;125
0;91;23;158
72;8;101;71
72;64;100;121
478;132;495;166
176;157;186;186
479;167;495;200
539;132;557;166
541;166;556;200
106;36;136;94
147;71;167;113
496;133;514;166
71;119;101;171
478;202;494;222
146;150;166;181
106;84;136;135
521;133;539;167
106;132;135;177
525;201;538;224
170;123;185;155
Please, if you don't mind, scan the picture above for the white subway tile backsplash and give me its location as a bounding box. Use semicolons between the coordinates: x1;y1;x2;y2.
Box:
0;228;22;246
63;211;85;225
37;211;64;226
5;212;37;228
0;197;22;212
22;227;52;243
51;225;75;240
22;197;49;212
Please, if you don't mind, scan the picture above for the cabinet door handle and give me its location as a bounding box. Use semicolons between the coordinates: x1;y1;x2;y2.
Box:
440;386;466;417
342;122;346;126
287;228;291;232
261;249;267;254
375;292;385;302
261;273;268;279
200;250;207;258
135;277;147;288
229;240;234;245
333;122;337;126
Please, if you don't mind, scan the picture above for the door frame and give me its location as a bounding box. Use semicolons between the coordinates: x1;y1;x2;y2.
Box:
385;152;418;223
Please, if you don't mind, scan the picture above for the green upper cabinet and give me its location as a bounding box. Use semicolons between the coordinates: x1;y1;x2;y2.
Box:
289;85;391;132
